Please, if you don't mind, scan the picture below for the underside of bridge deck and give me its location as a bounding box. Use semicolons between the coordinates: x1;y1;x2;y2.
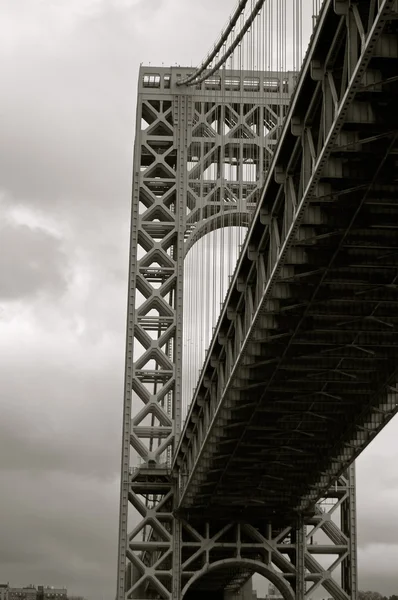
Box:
176;0;398;521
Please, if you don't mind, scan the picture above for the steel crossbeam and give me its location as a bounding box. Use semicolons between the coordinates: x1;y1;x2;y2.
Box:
178;474;355;599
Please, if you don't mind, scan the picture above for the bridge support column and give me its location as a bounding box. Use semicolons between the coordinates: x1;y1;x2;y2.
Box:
294;519;306;600
117;65;291;600
175;477;357;599
341;465;357;600
171;486;182;600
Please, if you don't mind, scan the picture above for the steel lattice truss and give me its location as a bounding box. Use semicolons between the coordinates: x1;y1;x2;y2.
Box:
126;467;356;600
118;68;295;599
176;0;398;520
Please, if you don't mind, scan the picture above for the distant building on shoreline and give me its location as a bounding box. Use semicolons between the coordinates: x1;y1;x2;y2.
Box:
0;585;67;600
0;584;9;600
9;585;37;600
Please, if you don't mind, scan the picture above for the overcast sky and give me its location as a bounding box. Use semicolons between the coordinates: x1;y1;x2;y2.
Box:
0;1;398;599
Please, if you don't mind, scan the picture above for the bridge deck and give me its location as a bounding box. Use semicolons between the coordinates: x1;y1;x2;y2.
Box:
175;0;398;521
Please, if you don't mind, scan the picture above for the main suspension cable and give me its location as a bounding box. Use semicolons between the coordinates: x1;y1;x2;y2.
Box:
177;0;249;87
177;0;265;87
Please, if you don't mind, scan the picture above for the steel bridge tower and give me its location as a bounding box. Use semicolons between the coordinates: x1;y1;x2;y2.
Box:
117;66;357;600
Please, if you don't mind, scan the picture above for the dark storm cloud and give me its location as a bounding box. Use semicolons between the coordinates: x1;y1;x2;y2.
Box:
0;470;118;598
0;219;68;300
0;374;120;481
0;328;123;596
0;1;234;597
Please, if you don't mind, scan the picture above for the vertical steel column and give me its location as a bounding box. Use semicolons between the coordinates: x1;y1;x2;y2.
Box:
171;93;193;600
116;96;142;600
341;464;357;600
117;69;182;600
295;519;306;600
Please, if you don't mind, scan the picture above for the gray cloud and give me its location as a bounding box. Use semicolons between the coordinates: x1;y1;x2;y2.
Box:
355;420;398;594
0;217;68;300
0;470;118;598
0;328;122;596
0;367;120;480
0;1;233;597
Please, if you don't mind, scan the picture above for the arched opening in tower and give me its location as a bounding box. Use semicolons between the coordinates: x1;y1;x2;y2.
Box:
182;225;248;423
182;558;295;600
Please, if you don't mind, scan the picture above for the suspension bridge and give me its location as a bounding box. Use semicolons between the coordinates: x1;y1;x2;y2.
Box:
117;0;398;598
